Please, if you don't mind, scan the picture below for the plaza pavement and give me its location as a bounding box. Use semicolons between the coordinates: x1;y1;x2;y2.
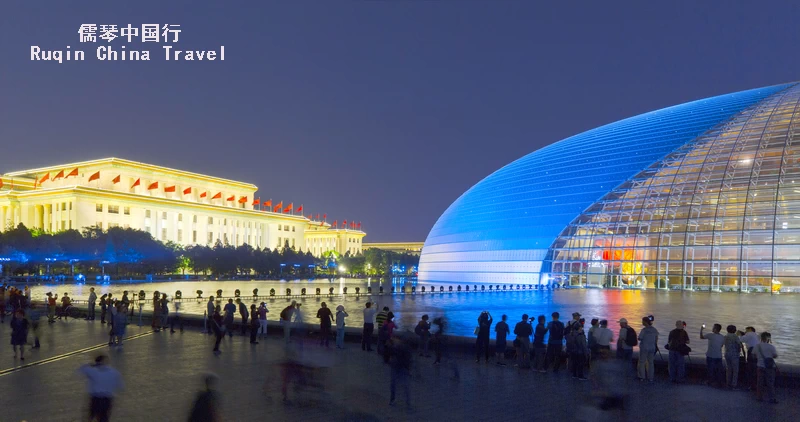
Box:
0;318;798;422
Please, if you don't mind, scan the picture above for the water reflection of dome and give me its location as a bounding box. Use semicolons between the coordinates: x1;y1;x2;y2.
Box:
421;82;800;293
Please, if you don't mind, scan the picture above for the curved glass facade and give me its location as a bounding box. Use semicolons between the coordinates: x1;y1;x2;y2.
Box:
420;82;796;287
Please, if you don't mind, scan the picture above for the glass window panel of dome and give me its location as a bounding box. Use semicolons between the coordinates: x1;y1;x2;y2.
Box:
774;229;800;245
775;214;800;230
689;262;711;276
658;247;684;261
774;246;800;261
713;246;742;261
742;245;773;261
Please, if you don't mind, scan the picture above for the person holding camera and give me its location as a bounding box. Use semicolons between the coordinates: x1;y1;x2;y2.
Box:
475;311;493;363
513;314;533;368
667;320;690;383
700;323;725;387
637;316;659;382
753;332;778;403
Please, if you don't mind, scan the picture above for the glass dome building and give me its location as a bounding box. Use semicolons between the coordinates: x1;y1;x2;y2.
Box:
420;82;800;292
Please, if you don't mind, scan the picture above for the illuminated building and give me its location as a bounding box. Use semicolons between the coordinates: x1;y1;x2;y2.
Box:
0;158;365;257
363;242;424;256
421;82;800;291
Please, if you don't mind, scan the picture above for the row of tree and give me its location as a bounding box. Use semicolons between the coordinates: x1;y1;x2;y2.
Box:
0;224;419;279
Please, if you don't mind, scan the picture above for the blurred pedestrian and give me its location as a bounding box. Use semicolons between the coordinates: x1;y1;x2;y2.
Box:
11;309;28;360
211;309;225;355
741;327;759;391
415;314;432;357
151;291;161;331
568;321;588;380
171;300;183;333
514;314;532;368
99;294;108;324
545;312;565;372
237;299;249;336
375;306;390;355
616;318;636;365
724;324;744;389
667;320;690;383
206;297;215;335
336;305;349;349
381;312;396;363
188;373;221;422
160;293;169;331
754;332;778;403
594;320;613;357
389;335;412;408
223;299;236;338
637;317;659;382
475;311;493;363
700;323;724;387
47;292;57;323
249;305;260;344
78;355;123;422
87;287;97;321
533;315;548;372
257;302;269;339
316;302;333;348
280;301;296;344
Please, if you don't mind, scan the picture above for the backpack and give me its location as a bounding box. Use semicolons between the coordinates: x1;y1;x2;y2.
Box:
625;327;638;347
279;307;289;321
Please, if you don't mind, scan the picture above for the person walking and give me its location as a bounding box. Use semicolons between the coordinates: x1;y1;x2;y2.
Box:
741;326;759;391
389;335;412;408
316;302;333;348
223;299;236;338
257;302;269;339
475;311;493;363
724;324;744;389
237;299;249;336
513;314;533;368
335;305;348;349
753;332;778;403
667;320;690;383
532;315;548;372
700;323;725;387
249;305;260;344
211;309;225;355
637;317;659;382
362;302;376;352
280;301;296;345
545;312;565;372
494;314;509;365
206;297;216;335
78;355;124;422
87;287;97;321
11;309;29;360
188;373;222;422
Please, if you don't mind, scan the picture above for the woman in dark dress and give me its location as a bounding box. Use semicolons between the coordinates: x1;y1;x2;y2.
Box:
475;311;493;363
11;309;29;360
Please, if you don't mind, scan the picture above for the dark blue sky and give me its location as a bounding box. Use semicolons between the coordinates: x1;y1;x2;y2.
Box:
1;1;798;242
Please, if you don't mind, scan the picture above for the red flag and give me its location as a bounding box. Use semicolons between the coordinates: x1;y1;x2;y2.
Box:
323;213;326;220
88;171;100;182
164;185;176;193
53;170;65;180
147;181;159;190
131;178;141;189
66;168;79;178
226;195;235;202
211;192;222;200
315;214;320;221
112;175;121;184
238;196;247;204
0;178;3;190
252;198;260;206
306;215;312;219
200;191;208;198
264;199;272;208
38;173;50;184
183;187;192;195
283;203;293;213
273;201;283;212
343;220;347;228
357;222;361;229
333;220;338;228
296;205;303;213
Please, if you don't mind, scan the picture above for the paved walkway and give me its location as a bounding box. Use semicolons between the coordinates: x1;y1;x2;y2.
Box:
0;318;798;422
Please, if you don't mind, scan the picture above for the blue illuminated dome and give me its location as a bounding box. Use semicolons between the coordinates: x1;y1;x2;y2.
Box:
421;82;800;291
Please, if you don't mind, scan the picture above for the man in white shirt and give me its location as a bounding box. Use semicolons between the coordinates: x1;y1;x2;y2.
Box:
740;326;760;390
362;302;377;351
594;319;614;358
753;332;778;403
700;323;725;386
78;355;123;422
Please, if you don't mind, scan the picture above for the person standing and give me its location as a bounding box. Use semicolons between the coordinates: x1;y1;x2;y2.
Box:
28;303;42;349
741;327;760;391
700;323;725;387
335;305;349;349
257;302;269;339
60;293;72;321
151;291;161;331
724;325;744;389
206;297;216;335
570;322;588;380
78;355;123;422
280;301;296;344
616;318;636;363
87;288;97;321
532;315;548;372
637;317;659;382
362;302;376;352
316;302;333;348
188;373;222;422
475;311;493;363
415;315;432;357
249;305;260;344
160;293;170;332
753;332;778;403
113;303;128;347
494;314;509;365
588;318;599;359
594;320;613;357
237;299;249;336
667;320;690;383
223;299;236;338
171;300;183;333
47;292;57;323
99;294;108;324
11;309;29;360
375;306;390;355
514;314;533;369
545;312;565;372
211;309;225;355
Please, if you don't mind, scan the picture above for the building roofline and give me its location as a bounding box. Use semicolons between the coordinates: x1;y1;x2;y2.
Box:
3;157;258;190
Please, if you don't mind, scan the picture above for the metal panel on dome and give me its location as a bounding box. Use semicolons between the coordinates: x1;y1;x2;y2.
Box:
420;82;796;285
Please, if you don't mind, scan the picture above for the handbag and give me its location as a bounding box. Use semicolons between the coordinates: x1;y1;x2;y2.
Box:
473;326;480;335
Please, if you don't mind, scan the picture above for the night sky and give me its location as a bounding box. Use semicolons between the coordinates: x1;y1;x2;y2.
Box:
1;2;799;242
